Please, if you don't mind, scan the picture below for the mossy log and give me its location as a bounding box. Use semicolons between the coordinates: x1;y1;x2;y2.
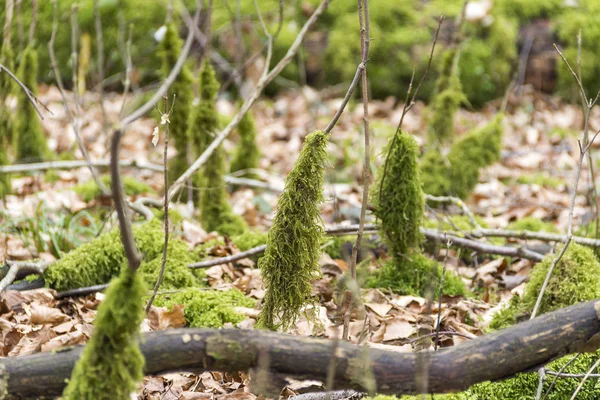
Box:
3;300;600;399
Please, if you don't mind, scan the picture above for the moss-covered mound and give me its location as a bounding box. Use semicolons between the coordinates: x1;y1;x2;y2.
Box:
257;130;328;331
232;230;268;252
372;132;424;257
44;219;202;291
62;267;145;400
154;288;254;328
231;109;261;178
423;114;504;199
465;243;600;398
74;175;155;202
365;254;467;297
505;217;558;233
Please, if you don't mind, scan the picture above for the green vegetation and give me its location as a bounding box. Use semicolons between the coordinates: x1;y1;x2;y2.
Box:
365;255;467;297
161;23;195;185
372;132;424;257
0;38;14;198
506;217;558;233
44;219;203;291
257;130;328;331
231;109;261;178
74;175;154;202
423;215;488;232
194;61;247;237
468;244;600;398
14;46;49;163
232;230;268;252
154;288;254;328
62;267;145;400
517;173;564;188
423;114;504;199
428;50;466;145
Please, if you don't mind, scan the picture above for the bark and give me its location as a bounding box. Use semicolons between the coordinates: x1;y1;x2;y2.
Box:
2;300;600;399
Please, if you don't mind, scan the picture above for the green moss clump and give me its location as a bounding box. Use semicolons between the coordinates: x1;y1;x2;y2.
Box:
322;235;354;260
14;46;49;163
428;75;467;145
517;173;564;188
232;230;268;252
365;255;466;297
137;238;201;290
420;149;452;197
423;215;488;232
467;243;600;398
230;109;260;178
446;114;504;199
193;61;247;237
372;132;424;257
257;130;328;331
62;267;145;400
154;288;254;328
522;243;600;315
506;217;558;233
161;23;195;184
74;175;154;202
0;42;15;199
44;219;201;291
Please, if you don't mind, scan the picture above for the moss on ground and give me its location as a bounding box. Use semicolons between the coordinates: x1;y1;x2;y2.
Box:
232;230;268;252
446;114;504;199
62;267;145;400
44;219;202;291
420;149;452;197
506;217;558;233
365;255;467;297
257;130;328;331
517;173;564;189
74;175;154;202
423;215;488;232
154;288;254;328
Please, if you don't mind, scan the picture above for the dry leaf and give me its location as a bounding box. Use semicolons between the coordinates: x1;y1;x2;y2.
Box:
147;304;186;331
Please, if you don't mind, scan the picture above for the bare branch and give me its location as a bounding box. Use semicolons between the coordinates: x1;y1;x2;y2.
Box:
167;0;331;201
0;63;46;119
0;261;46;293
93;0;108;128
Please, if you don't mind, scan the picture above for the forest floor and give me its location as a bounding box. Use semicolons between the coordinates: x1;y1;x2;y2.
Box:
1;83;599;399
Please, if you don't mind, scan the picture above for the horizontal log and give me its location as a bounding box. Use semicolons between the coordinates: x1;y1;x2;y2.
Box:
2;300;600;399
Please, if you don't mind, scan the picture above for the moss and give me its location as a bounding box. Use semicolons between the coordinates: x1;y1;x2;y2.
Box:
161;22;195;184
44;170;61;184
14;46;49;163
74;175;154;202
322;235;354;260
522;243;600;315
44;219;201;291
230;108;260;178
257;130;328;331
138;238;203;290
193;61;247;237
467;243;600;399
365;255;467;297
154;288;254;328
495;0;564;22
428;74;467;145
420;149;452;197
423;215;488;232
62;267;145;400
517;173;564;189
372;132;424;257
506;217;558;233
447;114;504;199
232;230;268;252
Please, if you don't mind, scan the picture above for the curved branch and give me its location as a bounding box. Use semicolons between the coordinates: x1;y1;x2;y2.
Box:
3;300;600;398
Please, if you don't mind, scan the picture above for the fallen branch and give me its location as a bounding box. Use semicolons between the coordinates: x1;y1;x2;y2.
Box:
0;261;46;293
3;300;600;398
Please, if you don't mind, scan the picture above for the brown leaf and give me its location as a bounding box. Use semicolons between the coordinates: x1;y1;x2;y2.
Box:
147;304;187;331
383;318;415;342
28;303;69;325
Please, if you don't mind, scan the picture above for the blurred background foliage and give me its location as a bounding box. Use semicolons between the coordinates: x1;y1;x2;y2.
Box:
2;0;599;107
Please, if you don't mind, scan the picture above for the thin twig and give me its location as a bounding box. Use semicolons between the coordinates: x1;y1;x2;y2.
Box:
0;63;46;119
425;194;481;229
167;0;331;201
0;159;163;173
145;96;174;312
49;0;109;196
541;354;581;400
3;0;14;46
534;367;546;400
343;0;371;342
433;241;450;351
188;244;267;269
119;24;133;119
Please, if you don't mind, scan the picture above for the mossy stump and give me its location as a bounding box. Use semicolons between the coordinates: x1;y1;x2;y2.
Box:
257;130;328;331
